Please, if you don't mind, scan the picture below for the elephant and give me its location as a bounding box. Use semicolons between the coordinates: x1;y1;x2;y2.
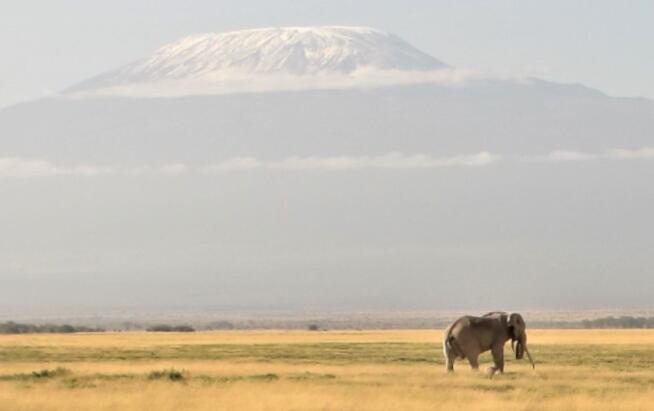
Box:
443;311;535;375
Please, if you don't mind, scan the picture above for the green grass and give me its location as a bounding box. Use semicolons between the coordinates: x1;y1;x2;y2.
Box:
0;367;71;382
0;367;286;388
1;342;654;370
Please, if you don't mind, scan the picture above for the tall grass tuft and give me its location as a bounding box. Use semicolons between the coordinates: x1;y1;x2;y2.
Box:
31;367;71;379
147;369;187;382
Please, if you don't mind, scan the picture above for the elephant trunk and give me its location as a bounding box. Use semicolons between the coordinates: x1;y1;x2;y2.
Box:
514;333;535;369
524;344;535;369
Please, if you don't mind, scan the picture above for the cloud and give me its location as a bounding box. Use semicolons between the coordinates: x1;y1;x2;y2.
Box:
525;150;598;163
0;158;111;178
4;147;653;179
267;152;499;170
0;158;191;178
524;147;654;163
68;68;483;99
202;152;500;172
158;163;188;175
547;150;598;162
202;157;261;173
607;147;654;159
0;152;498;178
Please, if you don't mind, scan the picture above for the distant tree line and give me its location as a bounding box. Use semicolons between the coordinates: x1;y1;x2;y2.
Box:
204;320;235;330
580;316;654;329
0;321;104;334
146;324;195;332
5;316;654;332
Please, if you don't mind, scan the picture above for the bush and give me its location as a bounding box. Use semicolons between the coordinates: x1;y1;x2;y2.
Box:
581;316;654;329
0;322;104;334
31;367;71;379
146;324;195;332
147;369;186;381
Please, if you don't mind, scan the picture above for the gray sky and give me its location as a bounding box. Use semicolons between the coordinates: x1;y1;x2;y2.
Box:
2;0;653;108
1;1;653;315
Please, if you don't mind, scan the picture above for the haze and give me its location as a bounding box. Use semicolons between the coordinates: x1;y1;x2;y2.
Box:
1;1;653;317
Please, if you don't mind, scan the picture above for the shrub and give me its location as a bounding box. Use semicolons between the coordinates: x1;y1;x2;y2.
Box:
146;324;195;332
581;316;654;329
0;322;104;334
147;369;187;381
248;373;279;381
31;367;71;379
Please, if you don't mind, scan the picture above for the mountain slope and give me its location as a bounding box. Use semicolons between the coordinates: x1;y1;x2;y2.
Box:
2;82;652;164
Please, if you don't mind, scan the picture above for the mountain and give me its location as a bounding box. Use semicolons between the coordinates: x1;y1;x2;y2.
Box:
1;27;653;312
67;26;448;96
2;80;652;165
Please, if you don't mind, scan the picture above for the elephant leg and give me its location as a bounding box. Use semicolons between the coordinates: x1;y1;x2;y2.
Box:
445;349;456;372
487;344;504;376
443;339;456;372
467;353;480;370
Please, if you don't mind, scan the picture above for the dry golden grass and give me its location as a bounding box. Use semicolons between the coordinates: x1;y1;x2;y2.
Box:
0;329;441;347
3;328;652;347
0;330;653;411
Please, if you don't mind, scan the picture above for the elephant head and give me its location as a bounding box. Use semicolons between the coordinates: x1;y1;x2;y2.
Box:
508;313;535;369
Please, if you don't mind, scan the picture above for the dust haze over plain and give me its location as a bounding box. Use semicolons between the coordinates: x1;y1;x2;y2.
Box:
1;3;653;316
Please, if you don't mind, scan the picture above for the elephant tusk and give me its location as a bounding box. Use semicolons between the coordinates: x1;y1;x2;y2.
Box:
511;340;516;353
524;345;535;369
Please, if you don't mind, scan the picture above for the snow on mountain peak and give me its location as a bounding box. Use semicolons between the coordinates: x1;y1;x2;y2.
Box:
68;26;455;96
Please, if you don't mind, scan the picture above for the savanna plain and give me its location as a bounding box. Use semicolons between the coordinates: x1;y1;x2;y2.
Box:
1;329;653;411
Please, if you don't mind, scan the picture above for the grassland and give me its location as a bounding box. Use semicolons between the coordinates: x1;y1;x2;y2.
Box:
0;330;653;410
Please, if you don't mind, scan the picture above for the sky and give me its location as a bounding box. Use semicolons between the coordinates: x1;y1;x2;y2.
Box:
1;0;654;109
1;1;653;316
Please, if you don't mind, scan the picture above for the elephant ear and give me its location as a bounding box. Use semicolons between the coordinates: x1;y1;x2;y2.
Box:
508;313;527;359
508;313;525;339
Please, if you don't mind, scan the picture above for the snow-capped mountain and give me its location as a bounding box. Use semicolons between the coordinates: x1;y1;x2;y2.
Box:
68;26;448;95
4;25;652;164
